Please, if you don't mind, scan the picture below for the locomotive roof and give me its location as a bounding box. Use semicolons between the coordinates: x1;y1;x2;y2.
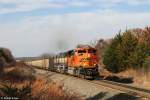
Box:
54;46;96;57
75;47;96;50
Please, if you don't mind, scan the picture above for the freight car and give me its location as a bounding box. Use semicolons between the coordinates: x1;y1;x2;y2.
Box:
49;46;99;79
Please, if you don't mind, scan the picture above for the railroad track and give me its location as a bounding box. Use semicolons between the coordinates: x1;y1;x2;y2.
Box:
33;67;150;99
70;76;150;99
90;80;150;99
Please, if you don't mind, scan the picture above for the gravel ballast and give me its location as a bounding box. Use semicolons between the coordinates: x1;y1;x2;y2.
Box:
34;68;142;100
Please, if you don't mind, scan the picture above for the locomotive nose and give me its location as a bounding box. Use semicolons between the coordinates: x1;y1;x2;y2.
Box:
87;56;98;67
87;54;91;57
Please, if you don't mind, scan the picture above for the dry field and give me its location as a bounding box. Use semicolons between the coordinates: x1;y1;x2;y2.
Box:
117;68;150;89
100;68;150;89
0;62;78;100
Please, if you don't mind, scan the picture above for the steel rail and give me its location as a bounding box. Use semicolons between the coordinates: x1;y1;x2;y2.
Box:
90;80;150;99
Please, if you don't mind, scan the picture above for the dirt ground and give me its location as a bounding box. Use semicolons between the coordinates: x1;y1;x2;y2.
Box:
100;68;150;89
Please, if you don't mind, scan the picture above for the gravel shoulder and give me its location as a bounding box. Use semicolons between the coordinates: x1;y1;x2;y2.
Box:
34;68;144;100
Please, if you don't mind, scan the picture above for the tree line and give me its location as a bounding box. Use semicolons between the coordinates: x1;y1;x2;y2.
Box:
96;27;150;73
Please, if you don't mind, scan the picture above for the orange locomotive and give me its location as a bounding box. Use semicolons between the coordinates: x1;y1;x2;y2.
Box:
51;46;99;79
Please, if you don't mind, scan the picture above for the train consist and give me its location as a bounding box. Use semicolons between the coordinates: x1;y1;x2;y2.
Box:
50;46;99;79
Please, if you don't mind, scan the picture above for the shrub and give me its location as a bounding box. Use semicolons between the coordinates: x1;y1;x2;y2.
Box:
0;82;31;100
0;48;16;67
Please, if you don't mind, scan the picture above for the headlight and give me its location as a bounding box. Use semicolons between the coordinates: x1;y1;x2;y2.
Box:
94;64;98;67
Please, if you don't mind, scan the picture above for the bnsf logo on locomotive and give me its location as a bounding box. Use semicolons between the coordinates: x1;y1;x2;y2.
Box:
80;58;92;62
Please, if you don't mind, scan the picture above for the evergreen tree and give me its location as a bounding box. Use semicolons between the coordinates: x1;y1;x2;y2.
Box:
103;27;150;73
103;33;124;73
121;31;138;67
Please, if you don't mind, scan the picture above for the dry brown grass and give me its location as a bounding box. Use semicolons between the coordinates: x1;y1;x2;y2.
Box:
31;78;78;100
117;68;150;88
0;78;78;100
99;68;113;78
0;62;79;100
100;67;150;88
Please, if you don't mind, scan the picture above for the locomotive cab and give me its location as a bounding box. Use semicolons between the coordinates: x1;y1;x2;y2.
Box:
76;47;98;68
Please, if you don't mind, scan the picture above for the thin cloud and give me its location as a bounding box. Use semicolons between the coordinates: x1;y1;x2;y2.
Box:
0;0;64;14
0;11;150;56
99;0;150;5
0;0;91;14
0;0;150;56
0;0;150;14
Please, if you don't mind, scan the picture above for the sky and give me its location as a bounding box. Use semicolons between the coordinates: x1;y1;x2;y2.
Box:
0;0;150;57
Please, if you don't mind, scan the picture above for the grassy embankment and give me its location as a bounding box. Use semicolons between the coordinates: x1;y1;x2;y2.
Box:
0;62;78;100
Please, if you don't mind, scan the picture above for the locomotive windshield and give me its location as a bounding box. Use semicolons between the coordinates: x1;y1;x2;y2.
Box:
88;49;96;53
78;50;86;53
67;50;74;56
